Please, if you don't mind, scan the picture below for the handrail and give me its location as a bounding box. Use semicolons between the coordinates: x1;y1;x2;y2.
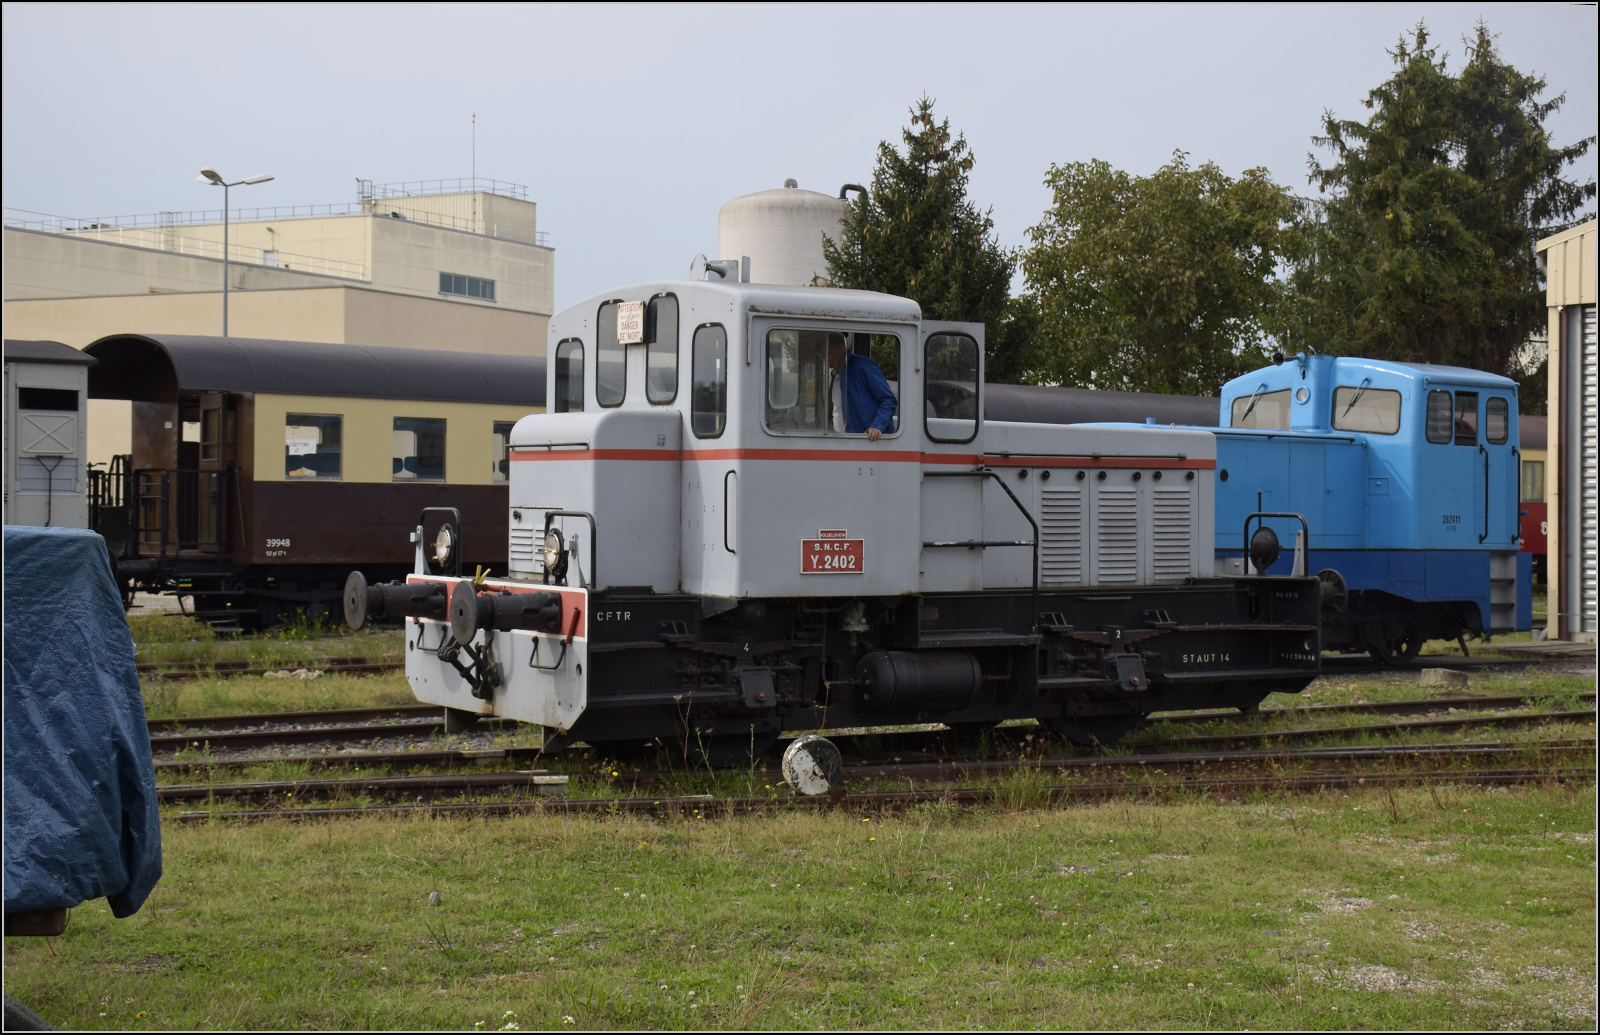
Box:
921;468;1039;631
1510;446;1521;545
1479;444;1490;544
542;510;599;590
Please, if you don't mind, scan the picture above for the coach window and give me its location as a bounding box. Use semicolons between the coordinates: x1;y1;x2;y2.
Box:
1425;390;1453;443
925;332;979;442
1485;397;1509;445
1331;383;1402;434
1230;387;1291;429
554;339;584;413
285;413;341;479
646;294;679;404
596;301;625;407
1522;459;1545;502
493;421;516;481
393;417;445;482
691;324;728;438
1453;391;1479;445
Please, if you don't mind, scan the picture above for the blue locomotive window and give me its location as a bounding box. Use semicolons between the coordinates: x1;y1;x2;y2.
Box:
554;339;583;413
393;417;445;482
1485;397;1509;444
1425;391;1453;443
925;332;979;443
493;421;516;482
596;301;625;407
285;413;341;480
1230;387;1291;429
1454;392;1479;446
1331;384;1402;434
691;324;727;438
646;294;679;404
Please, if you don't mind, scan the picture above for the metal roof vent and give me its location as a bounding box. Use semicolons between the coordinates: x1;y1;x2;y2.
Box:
783;178;798;188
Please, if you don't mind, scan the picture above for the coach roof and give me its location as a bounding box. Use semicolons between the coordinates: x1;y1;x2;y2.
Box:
83;333;544;406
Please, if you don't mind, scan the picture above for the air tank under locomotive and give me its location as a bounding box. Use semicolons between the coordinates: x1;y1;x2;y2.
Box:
348;265;1322;764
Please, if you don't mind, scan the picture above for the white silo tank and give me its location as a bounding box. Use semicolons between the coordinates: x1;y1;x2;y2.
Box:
718;180;849;287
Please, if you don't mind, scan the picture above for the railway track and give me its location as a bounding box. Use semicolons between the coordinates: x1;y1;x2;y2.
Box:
147;691;1594;757
139;657;401;681
157;738;1592;804
175;763;1594;823
131;647;1568;685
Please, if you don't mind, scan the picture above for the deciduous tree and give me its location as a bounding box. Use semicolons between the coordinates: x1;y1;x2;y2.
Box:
1021;151;1301;395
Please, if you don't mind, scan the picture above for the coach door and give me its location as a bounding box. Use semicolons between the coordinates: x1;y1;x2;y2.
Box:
193;391;233;554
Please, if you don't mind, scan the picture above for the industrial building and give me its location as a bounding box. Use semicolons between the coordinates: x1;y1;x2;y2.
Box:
4;179;554;466
1540;219;1599;641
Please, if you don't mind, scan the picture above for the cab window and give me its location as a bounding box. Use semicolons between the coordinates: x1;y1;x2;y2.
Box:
1425;390;1453;443
1230;387;1291;429
1331;384;1402;434
554;339;583;413
596;301;625;407
764;328;899;435
691;324;727;438
925;332;979;442
646;294;678;404
1485;397;1509;444
1453;391;1479;445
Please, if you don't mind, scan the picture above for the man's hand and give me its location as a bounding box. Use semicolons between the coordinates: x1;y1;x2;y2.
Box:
866;427;882;441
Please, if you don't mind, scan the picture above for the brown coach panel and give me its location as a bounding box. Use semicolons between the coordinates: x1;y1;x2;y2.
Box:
243;482;508;567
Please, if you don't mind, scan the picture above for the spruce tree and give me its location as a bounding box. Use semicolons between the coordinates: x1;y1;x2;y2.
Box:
823;97;1023;380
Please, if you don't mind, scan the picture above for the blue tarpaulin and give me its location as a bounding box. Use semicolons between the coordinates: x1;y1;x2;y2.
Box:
4;526;161;918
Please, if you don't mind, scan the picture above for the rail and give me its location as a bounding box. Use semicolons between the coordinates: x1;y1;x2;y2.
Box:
121;467;237;558
4;209;369;279
6;199;550;250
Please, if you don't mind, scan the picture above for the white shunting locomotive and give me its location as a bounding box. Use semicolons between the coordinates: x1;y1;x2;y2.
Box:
347;266;1321;764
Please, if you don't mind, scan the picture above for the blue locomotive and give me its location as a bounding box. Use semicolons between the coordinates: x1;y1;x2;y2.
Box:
1209;353;1530;663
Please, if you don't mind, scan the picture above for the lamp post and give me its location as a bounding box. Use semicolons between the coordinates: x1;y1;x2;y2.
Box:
197;168;274;336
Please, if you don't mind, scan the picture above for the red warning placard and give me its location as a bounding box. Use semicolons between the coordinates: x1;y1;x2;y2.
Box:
801;531;863;574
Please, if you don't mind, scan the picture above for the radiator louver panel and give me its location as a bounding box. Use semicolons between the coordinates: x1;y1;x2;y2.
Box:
1152;487;1193;581
1039;488;1083;586
509;521;540;578
1095;488;1139;583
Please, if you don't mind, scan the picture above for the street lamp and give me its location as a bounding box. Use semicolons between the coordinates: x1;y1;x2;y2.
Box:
197;168;274;336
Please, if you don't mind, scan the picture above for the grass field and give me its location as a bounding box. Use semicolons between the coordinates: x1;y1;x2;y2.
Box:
4;784;1592;1030
12;617;1582;1029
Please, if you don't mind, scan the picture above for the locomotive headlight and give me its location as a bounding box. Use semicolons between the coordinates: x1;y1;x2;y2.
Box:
542;529;564;570
432;524;455;568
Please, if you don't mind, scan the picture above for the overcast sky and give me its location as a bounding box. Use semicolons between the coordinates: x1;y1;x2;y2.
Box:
4;3;1595;309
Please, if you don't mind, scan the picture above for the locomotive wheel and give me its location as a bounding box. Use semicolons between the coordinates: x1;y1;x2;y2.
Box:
682;732;780;769
1044;714;1142;747
1363;621;1423;666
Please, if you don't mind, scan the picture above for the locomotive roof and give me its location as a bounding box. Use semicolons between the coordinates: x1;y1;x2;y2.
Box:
83;333;544;406
984;383;1218;427
4;339;97;366
555;279;923;324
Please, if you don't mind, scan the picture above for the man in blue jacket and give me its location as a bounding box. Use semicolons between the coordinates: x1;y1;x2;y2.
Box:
827;340;898;439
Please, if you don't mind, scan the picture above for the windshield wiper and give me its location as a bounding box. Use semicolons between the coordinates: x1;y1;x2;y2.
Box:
1342;378;1371;417
1238;383;1270;423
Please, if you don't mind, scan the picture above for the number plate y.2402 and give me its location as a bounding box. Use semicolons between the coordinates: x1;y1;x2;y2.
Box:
801;530;863;574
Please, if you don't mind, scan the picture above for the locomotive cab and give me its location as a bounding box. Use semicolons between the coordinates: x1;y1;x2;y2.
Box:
390;271;1322;760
